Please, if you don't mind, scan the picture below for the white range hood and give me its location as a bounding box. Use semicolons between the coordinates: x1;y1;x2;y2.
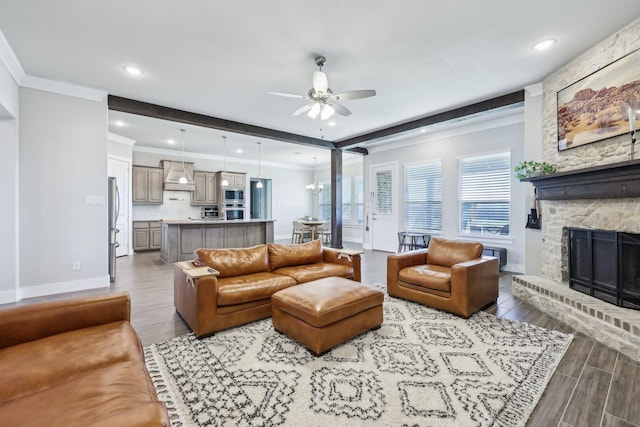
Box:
161;160;196;191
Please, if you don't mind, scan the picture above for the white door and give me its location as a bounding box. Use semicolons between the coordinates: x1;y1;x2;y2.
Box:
108;157;130;257
370;162;398;252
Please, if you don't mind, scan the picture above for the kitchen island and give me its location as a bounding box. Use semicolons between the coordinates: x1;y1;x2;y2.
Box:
160;219;275;264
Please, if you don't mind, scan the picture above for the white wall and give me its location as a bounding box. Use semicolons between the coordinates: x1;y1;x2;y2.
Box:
19;87;109;296
132;148;315;240
0;54;19;303
363;110;526;272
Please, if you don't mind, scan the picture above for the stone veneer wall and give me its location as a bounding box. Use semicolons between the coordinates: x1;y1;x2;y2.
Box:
539;18;640;283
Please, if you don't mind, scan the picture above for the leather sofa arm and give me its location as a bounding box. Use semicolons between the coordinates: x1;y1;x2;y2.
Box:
450;256;500;311
0;292;131;350
174;262;220;337
322;248;362;282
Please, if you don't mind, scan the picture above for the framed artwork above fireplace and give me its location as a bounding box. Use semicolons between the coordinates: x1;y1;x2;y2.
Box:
557;48;640;151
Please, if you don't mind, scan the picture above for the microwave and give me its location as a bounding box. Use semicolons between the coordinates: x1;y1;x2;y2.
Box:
223;189;245;203
201;206;219;219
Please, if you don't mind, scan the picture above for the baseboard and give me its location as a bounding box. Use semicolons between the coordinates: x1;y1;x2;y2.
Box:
505;263;524;274
20;276;110;300
0;288;20;304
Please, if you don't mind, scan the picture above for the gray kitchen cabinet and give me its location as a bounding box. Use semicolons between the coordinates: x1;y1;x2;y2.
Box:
132;166;163;204
191;171;218;205
133;221;162;251
219;172;246;188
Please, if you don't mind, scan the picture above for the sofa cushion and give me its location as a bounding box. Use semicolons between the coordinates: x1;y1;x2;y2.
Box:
195;244;269;277
399;264;452;292
426;237;483;268
0;321;143;402
0;362;165;427
273;262;354;284
216;272;297;306
268;239;323;271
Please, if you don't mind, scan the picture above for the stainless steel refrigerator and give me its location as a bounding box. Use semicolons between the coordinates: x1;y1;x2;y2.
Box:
108;176;120;282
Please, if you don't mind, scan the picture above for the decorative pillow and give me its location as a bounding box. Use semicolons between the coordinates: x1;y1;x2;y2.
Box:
426;237;483;268
268;239;323;271
194;244;269;278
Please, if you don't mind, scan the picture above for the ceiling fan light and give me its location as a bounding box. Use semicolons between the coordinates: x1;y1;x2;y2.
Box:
320;104;335;120
308;103;321;119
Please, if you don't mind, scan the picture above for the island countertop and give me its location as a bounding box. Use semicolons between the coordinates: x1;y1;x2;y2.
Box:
161;218;276;225
160;219;275;264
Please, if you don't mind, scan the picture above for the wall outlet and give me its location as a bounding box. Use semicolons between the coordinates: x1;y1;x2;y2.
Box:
72;261;81;271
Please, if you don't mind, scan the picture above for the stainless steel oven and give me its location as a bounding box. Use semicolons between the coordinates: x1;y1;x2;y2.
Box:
223;189;245;204
225;204;244;221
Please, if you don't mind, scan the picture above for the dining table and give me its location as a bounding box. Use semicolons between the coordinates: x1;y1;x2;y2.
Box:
298;219;326;240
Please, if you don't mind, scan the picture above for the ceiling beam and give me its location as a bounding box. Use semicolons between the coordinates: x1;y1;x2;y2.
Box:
335;90;525;149
108;95;368;155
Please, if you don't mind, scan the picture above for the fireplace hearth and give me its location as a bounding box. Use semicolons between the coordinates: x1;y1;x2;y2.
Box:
567;227;640;310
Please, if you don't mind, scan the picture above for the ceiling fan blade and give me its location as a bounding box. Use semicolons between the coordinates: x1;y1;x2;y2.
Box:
331;103;352;117
292;104;313;116
267;91;308;99
332;89;376;101
313;71;328;93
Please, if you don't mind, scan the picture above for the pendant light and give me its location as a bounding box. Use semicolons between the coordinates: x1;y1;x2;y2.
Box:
221;135;229;187
179;128;188;184
256;141;263;189
306;157;324;194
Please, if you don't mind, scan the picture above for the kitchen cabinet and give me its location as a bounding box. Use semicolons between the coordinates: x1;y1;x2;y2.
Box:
191;171;218;205
132;166;163;204
219;172;246;188
133;221;162;251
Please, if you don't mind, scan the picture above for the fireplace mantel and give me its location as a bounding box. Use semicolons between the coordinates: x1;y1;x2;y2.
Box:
521;159;640;200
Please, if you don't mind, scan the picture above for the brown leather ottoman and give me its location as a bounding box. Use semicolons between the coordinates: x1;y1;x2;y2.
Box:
271;277;384;355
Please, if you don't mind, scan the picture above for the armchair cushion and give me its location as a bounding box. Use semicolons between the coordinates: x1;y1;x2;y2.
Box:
399;264;451;293
194;244;269;277
426;237;482;267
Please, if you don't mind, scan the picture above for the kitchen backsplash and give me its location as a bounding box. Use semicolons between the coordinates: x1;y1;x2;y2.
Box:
132;190;207;221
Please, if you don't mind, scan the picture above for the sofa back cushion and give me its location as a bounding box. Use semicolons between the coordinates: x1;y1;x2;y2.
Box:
194;244;269;278
268;239;323;271
426;237;483;267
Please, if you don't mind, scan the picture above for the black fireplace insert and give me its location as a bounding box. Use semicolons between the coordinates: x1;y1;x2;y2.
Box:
567;227;640;310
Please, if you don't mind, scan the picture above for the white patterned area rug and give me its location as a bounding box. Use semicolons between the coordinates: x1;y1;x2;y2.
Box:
145;285;572;427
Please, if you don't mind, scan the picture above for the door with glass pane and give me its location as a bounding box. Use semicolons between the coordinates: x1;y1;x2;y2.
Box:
370;163;398;252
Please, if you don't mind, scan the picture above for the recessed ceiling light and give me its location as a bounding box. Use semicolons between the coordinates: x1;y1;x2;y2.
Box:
328;121;336;127
114;120;125;127
532;39;556;51
167;139;175;145
123;65;143;76
236;149;243;154
420;129;426;133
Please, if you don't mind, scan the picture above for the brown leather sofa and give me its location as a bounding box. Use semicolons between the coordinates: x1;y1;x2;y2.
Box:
387;237;499;318
0;292;169;427
174;239;362;338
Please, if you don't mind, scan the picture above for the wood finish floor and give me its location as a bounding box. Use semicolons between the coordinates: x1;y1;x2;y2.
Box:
4;245;640;427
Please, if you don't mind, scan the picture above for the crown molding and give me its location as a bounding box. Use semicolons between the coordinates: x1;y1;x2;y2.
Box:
21;75;107;102
525;83;543;97
0;28;25;84
108;132;136;146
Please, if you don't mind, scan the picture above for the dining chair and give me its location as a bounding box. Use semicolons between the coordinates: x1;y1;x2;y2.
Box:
291;221;312;243
316;221;332;244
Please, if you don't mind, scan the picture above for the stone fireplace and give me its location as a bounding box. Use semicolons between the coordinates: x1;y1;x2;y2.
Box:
512;163;640;361
512;18;640;361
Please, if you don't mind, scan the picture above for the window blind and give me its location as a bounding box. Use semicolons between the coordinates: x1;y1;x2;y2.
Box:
404;161;442;232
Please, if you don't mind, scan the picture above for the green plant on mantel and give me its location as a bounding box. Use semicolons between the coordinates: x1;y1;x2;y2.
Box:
514;161;557;179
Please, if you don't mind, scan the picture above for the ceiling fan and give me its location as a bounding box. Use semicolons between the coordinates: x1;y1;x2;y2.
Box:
268;56;376;121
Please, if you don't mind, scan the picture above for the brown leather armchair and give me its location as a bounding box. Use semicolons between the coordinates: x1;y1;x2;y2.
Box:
387;237;499;317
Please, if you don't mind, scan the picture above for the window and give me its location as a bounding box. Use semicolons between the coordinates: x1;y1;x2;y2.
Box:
404;161;442;232
318;177;364;225
458;152;510;236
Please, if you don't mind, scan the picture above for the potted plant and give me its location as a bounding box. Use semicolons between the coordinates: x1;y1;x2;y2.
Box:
514;161;557;179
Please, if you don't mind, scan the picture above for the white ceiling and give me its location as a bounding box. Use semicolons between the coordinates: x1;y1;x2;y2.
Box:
1;1;639;167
